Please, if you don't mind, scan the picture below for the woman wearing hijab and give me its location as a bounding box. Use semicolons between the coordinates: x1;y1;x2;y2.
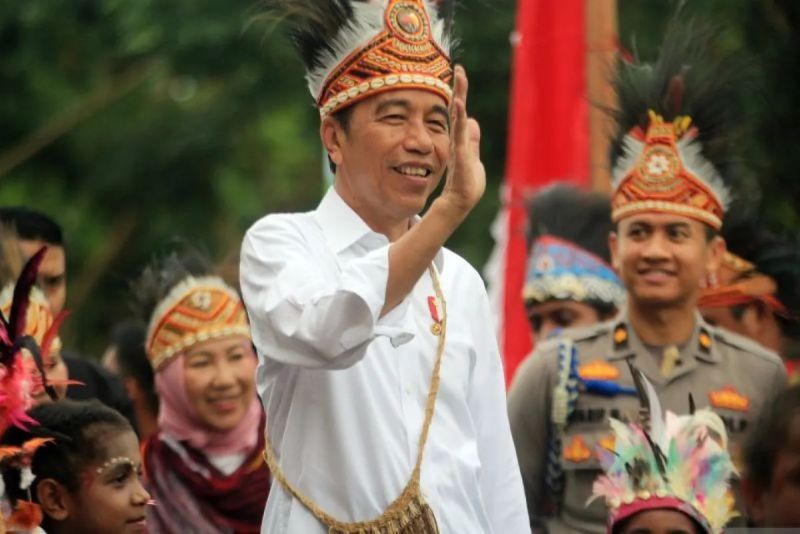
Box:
137;250;269;533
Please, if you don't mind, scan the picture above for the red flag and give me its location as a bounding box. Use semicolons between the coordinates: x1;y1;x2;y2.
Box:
497;0;590;385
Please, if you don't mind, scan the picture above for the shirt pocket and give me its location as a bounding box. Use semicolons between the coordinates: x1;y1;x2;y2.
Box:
558;428;612;528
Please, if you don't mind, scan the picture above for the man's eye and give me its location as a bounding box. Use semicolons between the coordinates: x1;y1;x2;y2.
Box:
628;228;646;239
670;229;688;240
428;120;447;132
554;311;576;327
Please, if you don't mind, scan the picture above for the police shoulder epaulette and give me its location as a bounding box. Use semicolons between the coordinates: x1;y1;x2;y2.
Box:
563;321;613;343
711;326;784;367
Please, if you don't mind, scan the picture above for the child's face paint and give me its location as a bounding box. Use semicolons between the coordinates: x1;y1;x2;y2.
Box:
71;430;150;534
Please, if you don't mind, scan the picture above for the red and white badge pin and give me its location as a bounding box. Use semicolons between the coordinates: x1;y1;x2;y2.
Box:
427;296;443;336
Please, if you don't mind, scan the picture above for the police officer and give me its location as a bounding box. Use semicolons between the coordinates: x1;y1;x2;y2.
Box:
523;183;625;343
508;23;788;533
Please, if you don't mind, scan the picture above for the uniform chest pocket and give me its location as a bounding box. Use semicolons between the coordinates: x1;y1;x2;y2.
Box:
557;429;611;525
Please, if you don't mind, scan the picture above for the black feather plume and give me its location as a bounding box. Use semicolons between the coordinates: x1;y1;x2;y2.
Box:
610;17;756;191
526;183;613;262
259;0;455;74
132;247;215;322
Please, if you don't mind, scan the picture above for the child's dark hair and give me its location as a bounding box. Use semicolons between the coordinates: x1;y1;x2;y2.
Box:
1;400;132;505
743;384;800;489
110;319;159;416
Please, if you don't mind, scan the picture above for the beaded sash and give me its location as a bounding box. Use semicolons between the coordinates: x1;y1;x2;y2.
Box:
263;265;446;533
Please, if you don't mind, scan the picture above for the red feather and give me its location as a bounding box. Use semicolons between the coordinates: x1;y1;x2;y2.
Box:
7;500;43;530
8;247;47;350
40;309;70;359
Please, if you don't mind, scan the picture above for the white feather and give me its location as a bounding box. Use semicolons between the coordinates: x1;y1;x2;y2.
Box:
611;134;645;188
306;0;452;100
677;133;731;211
639;372;667;451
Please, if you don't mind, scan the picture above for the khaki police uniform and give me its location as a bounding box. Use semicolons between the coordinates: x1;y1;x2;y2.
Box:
508;307;788;533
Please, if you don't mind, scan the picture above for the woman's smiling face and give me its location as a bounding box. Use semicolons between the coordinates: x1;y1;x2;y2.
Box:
182;335;257;431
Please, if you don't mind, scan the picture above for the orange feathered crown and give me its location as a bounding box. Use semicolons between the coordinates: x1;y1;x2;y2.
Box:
698;251;786;314
611;111;731;230
145;276;250;371
306;0;453;117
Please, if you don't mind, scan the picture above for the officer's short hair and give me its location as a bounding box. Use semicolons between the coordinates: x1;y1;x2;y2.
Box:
743;384;800;489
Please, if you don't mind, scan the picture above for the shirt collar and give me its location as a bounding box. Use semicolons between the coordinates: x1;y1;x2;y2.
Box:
314;187;444;270
315;187;382;254
608;306;720;361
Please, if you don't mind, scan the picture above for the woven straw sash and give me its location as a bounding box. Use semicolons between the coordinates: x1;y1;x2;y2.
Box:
263;266;446;533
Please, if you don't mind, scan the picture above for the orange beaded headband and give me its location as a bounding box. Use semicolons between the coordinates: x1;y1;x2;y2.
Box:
145;276;251;371
611;111;730;230
312;0;453;118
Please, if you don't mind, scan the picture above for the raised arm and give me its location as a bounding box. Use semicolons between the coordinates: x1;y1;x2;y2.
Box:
382;65;486;315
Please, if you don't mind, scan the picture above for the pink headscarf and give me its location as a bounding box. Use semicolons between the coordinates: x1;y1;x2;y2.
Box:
154;352;261;457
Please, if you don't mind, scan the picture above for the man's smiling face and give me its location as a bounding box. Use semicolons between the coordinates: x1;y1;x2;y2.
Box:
610;213;723;309
324;89;450;227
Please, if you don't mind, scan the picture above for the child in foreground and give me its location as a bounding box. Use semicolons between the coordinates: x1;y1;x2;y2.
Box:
1;399;151;534
591;367;738;534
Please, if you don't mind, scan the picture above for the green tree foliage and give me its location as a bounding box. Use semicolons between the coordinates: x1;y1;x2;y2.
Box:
0;0;796;356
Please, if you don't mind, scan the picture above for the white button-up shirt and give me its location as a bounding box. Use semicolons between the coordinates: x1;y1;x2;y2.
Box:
240;188;529;533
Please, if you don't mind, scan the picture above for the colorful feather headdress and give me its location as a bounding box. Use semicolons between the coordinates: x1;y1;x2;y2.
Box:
590;365;738;533
0;249;65;532
264;0;454;117
0;248;66;434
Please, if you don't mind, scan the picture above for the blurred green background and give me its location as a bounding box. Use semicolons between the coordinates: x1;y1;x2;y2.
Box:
1;0;798;357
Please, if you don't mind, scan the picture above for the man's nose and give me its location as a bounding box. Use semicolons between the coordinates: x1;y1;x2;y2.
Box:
641;232;670;259
402;119;434;154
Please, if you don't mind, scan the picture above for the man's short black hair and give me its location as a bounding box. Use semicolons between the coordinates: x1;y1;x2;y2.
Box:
0;206;63;246
743;384;800;489
326;105;355;174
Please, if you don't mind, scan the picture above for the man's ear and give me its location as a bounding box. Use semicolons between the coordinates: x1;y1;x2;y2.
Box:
608;231;620;272
35;478;72;521
320;117;345;168
705;235;726;274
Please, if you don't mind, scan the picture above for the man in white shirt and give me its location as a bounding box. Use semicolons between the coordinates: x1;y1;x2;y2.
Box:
239;0;528;532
